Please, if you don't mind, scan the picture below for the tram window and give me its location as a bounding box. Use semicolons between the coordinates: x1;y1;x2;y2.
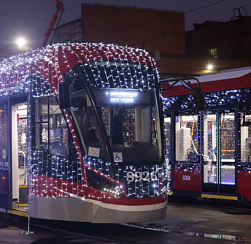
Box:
241;114;251;162
220;113;235;161
100;106;161;163
101;108;136;145
164;117;171;161
220;112;235;185
34;96;76;160
97;89;162;163
203;114;217;184
72;89;162;163
0;103;9;195
71;91;108;159
48;97;70;158
35;97;49;149
175;115;199;162
203;114;217;162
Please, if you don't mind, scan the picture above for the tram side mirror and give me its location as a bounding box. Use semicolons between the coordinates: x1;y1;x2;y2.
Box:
192;87;205;111
181;79;205;111
58;82;71;109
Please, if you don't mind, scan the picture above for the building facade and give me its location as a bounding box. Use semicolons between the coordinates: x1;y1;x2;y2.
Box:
186;16;251;61
54;4;251;77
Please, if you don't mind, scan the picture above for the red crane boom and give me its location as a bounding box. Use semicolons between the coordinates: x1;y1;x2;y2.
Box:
41;0;65;48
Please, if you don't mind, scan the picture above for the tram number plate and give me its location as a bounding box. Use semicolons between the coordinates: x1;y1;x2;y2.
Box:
126;171;158;182
182;175;191;181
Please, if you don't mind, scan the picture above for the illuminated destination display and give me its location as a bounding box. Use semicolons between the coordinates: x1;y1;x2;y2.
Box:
108;91;138;103
93;88;154;106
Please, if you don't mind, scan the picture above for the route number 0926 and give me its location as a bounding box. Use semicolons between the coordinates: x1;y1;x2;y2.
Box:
126;171;158;182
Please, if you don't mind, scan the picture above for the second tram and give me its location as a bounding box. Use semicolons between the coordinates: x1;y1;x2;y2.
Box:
163;67;251;202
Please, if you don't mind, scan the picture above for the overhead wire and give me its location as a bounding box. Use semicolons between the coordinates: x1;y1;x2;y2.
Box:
108;0;231;46
0;13;53;22
0;0;237;52
185;0;229;14
0;0;230;42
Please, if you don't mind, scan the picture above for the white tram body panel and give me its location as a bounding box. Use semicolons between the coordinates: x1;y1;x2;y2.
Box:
30;196;167;223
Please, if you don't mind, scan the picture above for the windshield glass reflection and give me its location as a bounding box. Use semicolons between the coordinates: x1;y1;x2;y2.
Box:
71;89;162;163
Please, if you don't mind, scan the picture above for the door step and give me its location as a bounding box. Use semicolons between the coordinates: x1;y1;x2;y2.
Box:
201;194;238;200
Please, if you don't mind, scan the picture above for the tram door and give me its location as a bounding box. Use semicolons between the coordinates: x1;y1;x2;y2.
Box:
0;101;10;208
11;102;28;207
202;109;236;195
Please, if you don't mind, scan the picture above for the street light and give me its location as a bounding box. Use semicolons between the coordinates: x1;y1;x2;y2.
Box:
207;64;213;70
16;38;26;48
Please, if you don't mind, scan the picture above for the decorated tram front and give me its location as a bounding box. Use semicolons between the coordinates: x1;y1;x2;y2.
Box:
0;43;167;223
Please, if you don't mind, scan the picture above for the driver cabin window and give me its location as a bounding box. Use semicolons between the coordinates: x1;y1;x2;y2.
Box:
101;107;153;146
102;107;135;145
71;91;108;159
99;105;161;163
71;88;162;163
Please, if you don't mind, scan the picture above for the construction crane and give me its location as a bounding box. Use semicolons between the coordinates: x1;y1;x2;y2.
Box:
41;0;65;48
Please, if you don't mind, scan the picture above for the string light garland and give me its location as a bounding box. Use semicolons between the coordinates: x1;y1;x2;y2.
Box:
0;43;168;202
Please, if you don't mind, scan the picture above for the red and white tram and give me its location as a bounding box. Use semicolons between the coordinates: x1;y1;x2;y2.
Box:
0;43;167;223
162;67;251;201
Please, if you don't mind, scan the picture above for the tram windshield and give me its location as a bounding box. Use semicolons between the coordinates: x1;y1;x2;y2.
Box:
71;88;162;163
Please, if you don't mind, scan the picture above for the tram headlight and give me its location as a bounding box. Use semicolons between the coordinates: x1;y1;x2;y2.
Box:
87;170;125;197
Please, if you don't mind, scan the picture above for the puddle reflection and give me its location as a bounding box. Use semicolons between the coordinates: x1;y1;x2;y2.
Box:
122;223;251;243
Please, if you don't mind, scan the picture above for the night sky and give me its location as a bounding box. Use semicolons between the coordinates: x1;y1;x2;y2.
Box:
1;0;251;49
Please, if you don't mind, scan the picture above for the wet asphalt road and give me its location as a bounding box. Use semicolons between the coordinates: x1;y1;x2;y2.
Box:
1;198;251;243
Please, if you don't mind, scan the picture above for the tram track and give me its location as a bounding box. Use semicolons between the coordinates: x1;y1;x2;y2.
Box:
2;199;251;244
2;213;251;243
0;214;131;244
23;218;251;243
29;222;131;244
124;223;251;243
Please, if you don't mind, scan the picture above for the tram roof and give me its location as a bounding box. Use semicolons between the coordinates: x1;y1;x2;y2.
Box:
0;43;158;96
162;67;251;97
